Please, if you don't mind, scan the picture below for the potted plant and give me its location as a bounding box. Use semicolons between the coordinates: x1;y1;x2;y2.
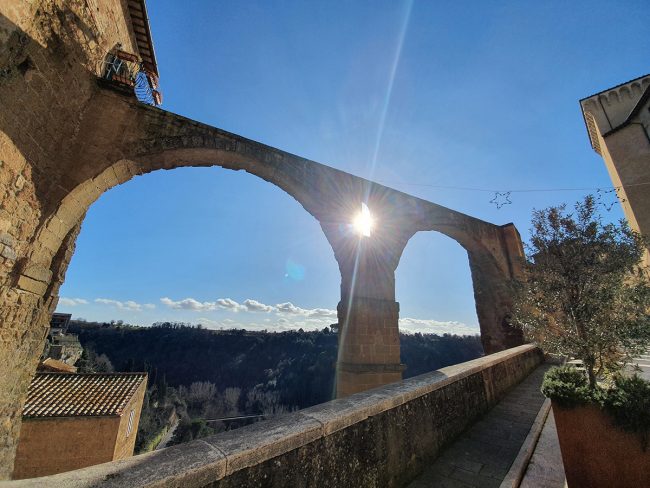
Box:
511;196;650;487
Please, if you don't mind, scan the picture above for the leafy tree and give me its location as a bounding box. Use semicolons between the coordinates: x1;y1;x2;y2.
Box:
169;418;215;445
512;196;650;388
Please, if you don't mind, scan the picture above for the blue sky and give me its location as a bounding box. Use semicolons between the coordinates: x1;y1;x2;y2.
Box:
57;0;649;334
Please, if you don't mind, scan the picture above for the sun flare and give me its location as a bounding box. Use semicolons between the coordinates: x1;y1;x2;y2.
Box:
353;203;374;237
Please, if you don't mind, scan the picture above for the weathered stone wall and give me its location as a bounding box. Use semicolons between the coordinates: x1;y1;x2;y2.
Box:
0;0;139;476
5;345;543;487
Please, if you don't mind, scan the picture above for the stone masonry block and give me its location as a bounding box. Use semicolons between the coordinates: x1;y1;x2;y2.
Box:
15;275;47;296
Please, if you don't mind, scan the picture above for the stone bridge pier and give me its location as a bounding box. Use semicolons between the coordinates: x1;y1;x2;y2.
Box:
321;200;526;397
322;217;415;396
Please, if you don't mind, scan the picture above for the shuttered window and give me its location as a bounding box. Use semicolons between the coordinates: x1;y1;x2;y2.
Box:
126;409;135;437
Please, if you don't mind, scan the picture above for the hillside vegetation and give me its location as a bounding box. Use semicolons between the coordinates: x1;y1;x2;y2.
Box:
69;321;483;450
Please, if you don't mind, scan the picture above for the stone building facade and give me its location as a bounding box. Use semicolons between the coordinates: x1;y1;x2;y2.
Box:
12;372;147;479
0;0;526;477
580;74;650;262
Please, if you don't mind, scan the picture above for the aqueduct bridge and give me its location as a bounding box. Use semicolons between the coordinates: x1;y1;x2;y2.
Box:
0;1;524;477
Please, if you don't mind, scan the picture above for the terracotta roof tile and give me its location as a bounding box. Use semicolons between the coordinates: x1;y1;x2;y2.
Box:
23;373;147;418
39;358;77;373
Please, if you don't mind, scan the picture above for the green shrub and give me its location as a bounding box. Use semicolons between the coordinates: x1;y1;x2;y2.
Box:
541;366;599;408
543;367;650;447
604;375;650;449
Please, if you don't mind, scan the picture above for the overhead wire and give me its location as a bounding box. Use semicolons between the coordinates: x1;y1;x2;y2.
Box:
376;180;650;194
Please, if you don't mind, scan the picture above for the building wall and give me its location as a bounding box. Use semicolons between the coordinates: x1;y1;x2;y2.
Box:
601;121;650;241
113;379;147;460
0;0;139;475
580;76;650;264
12;416;120;480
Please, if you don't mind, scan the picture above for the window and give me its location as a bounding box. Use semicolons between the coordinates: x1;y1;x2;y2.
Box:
126;409;135;438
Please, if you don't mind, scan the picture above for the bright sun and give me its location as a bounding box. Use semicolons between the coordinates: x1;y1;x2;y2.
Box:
353;203;374;237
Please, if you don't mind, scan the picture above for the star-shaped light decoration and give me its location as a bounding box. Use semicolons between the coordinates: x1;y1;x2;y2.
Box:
596;188;627;212
489;191;512;209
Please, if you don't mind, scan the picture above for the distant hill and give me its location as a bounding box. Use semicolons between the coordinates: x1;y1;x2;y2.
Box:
68;321;483;409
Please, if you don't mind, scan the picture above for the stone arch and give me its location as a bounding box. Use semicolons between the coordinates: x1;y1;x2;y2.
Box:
3;86;527;471
395;231;482;335
391;215;524;355
23;146;340;315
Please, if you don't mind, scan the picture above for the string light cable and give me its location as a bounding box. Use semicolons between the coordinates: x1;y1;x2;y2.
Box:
375;180;650;210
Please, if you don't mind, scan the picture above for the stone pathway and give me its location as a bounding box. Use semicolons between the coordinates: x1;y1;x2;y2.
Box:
519;411;567;488
407;364;551;488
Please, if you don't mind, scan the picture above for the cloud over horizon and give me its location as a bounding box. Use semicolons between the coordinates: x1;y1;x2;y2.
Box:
58;297;88;306
398;317;479;336
160;296;337;320
58;295;478;336
95;298;155;312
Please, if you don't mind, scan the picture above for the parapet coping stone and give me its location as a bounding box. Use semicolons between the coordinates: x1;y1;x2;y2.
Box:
5;344;538;488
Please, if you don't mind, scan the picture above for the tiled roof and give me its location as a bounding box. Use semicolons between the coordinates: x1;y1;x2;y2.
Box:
38;358;77;373
23;373;147;419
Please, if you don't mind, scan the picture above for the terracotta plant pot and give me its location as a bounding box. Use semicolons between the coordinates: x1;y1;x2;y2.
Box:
552;402;650;488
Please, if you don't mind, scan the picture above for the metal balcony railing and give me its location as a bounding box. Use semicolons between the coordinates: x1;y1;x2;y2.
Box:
100;49;162;106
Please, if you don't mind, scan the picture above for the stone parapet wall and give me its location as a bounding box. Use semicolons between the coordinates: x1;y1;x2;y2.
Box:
7;345;543;487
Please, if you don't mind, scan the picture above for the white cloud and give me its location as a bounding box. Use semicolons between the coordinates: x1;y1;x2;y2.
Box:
159;296;337;321
95;298;147;312
157;295;474;336
305;308;337;319
196;317;228;329
161;297;248;312
243;299;274;313
275;302;302;315
161;297;218;311
398;317;479;336
216;298;246;312
275;302;337;319
58;297;88;307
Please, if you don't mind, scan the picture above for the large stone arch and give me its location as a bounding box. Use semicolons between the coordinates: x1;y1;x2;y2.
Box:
15;85;526;403
0;3;531;477
0;83;527;473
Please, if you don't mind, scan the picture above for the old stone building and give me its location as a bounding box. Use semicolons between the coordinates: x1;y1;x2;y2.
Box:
0;0;527;477
580;74;650;261
12;372;147;479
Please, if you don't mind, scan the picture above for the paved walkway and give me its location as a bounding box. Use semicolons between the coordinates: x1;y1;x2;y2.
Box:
520;410;566;488
407;364;551;488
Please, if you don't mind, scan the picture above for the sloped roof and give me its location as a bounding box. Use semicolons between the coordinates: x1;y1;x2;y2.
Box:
23;373;147;419
38;358;77;373
127;0;158;75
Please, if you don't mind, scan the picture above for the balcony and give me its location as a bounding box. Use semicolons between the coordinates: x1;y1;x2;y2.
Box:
100;49;162;106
